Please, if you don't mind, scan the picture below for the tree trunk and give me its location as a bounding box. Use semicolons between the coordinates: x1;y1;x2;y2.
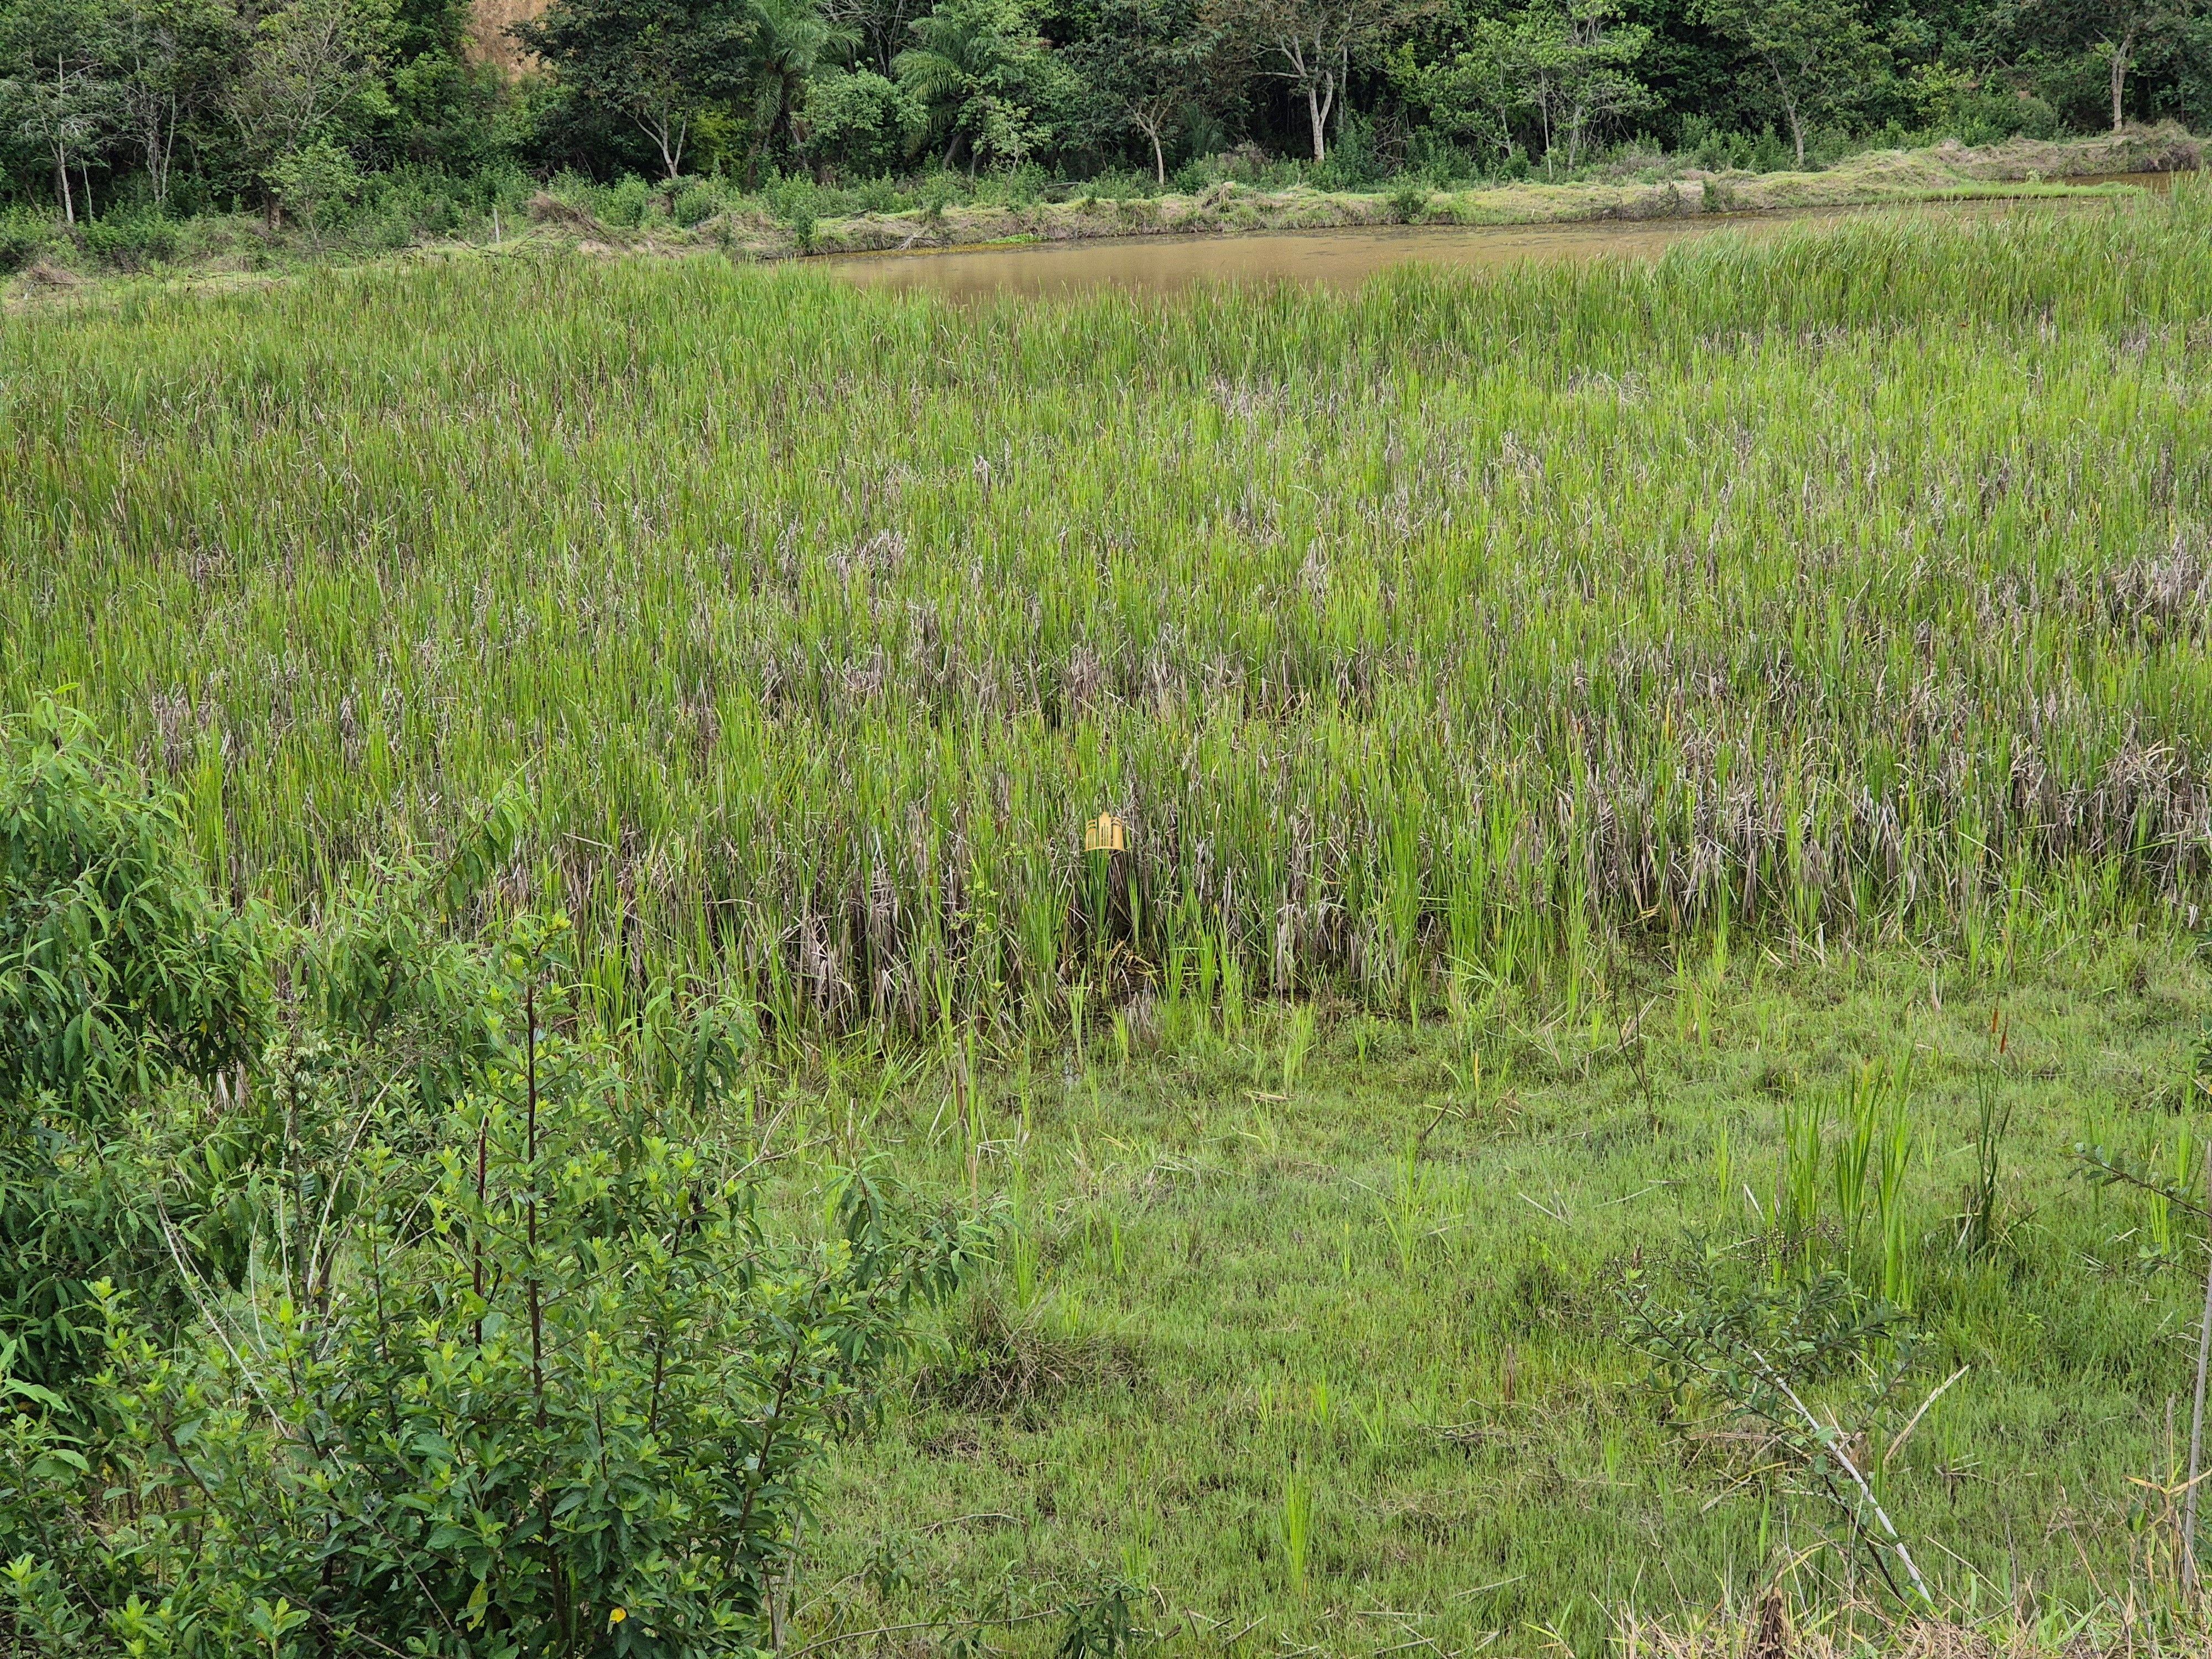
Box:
2110;28;2136;134
1147;123;1165;186
1306;81;1326;163
1761;54;1807;169
644;110;686;181
54;150;75;227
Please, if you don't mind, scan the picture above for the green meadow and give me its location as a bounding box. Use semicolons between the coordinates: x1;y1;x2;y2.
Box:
7;185;2212;1653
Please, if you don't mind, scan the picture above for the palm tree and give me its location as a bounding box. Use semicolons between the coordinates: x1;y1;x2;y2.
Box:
893;0;1029;170
743;0;855;184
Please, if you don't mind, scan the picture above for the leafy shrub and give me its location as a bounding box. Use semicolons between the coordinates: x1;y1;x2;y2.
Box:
918;169;964;215
269;139;367;239
1748;125;1794;172
1312;114;1385;190
851;174;905;213
0;721;995;1655
0;713;998;1655
804;69;926;180
0;208;58;274
763;174;821;247
1406;127;1478;186
671;180;724;227
599;174;659;229
77;213;181;273
0;703;268;1394
1620;1255;1931;1605
1079;169;1155;202
363;211;418;250
972;162;1047;206
2;1089;993;1656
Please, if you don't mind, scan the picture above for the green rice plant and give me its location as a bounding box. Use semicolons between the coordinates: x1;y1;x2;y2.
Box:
1281;1003;1316;1093
1381;1139;1443;1278
1011;1224;1041;1307
2145;1121;2200;1265
1877;1107;1916;1307
1351;1398;1389;1447
1833;1067;1880;1255
1779;1096;1824;1260
1280;1474;1312;1593
1958;1077;2014;1260
6;189;2212;1046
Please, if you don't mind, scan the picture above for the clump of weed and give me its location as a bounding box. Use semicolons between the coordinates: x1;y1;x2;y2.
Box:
911;1282;1144;1413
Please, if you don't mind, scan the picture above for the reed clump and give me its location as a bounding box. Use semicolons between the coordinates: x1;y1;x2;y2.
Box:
6;185;2211;1037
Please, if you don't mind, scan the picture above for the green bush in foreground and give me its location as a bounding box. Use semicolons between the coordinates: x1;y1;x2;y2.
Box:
0;714;997;1657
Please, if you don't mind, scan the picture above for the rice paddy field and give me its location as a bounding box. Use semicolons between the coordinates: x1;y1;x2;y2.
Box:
9;184;2212;1652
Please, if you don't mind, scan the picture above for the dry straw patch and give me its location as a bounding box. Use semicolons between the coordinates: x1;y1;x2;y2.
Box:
1619;1593;2182;1658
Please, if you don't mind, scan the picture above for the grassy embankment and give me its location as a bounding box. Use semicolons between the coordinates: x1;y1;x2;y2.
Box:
760;124;2204;260
4;124;2199;297
6;182;2212;1649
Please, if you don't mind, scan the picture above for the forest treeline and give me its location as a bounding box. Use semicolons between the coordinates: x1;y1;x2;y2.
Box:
0;0;2205;233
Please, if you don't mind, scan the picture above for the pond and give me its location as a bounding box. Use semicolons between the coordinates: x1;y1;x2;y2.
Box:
827;174;2187;300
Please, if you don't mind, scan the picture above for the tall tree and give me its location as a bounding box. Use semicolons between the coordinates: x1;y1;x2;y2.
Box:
2073;0;2202;129
100;0;229;212
1387;14;1517;164
1695;0;1881;167
1205;0;1417;162
894;0;1057;171
743;0;855;183
821;0;932;75
1504;0;1651;175
0;0;116;225
220;0;397;224
1068;0;1215;183
516;0;749;179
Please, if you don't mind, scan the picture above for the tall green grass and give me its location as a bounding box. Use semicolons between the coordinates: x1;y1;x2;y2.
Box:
6;186;2211;1036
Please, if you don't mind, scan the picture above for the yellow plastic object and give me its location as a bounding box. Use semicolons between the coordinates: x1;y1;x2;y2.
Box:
1083;813;1128;853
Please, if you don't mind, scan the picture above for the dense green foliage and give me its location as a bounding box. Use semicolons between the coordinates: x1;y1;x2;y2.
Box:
0;701;266;1389
0;716;997;1656
0;0;2203;249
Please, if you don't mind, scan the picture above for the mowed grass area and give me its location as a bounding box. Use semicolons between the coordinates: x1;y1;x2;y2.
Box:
7;187;2212;1649
768;942;2210;1653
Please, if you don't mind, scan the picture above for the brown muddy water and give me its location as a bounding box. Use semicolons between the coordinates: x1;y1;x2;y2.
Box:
827;174;2188;300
